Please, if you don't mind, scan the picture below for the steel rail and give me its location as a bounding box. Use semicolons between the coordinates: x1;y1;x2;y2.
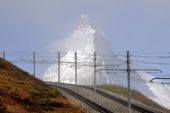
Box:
52;84;113;113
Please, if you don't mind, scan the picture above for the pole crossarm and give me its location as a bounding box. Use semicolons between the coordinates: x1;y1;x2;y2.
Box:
96;68;162;73
150;77;170;82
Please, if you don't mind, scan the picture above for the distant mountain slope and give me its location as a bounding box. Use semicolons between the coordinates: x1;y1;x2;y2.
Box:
0;58;82;113
97;84;170;113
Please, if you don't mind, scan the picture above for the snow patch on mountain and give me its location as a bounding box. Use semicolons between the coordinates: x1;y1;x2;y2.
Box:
137;71;170;109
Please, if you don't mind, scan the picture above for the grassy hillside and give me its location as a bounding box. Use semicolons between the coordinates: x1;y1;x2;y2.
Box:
0;58;82;113
97;84;170;113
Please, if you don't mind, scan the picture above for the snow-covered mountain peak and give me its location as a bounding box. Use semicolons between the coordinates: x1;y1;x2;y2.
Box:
80;14;90;21
76;14;95;31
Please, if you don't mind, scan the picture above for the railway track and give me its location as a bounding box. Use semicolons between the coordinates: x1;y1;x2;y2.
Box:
53;85;113;113
79;86;162;113
48;82;163;113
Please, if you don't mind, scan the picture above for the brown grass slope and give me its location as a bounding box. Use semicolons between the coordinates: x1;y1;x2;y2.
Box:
0;58;82;113
97;84;170;113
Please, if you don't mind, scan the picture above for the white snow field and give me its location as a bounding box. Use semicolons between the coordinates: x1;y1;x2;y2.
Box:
44;15;170;109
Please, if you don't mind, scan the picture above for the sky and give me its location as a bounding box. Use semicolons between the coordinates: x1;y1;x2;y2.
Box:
0;0;170;79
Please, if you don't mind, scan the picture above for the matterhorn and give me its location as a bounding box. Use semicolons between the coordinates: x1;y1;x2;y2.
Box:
43;15;170;109
43;14;117;85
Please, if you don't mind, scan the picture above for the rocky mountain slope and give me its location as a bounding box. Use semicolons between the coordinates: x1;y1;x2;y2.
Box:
0;57;82;113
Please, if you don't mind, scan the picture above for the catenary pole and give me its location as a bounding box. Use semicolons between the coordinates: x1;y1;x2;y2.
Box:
127;51;131;113
75;51;77;86
3;51;5;59
33;52;35;77
94;51;97;101
58;52;60;83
